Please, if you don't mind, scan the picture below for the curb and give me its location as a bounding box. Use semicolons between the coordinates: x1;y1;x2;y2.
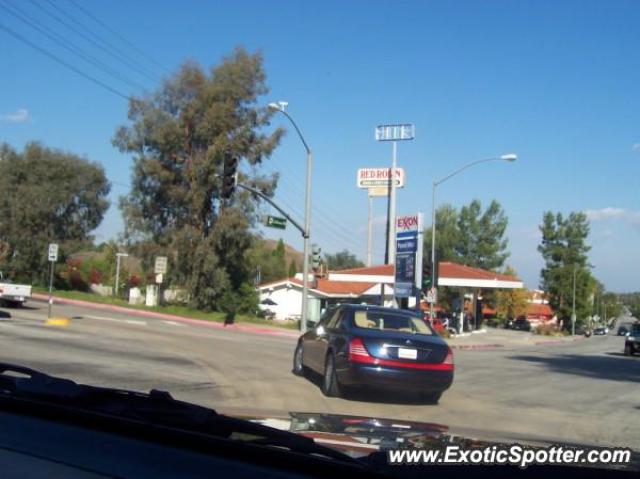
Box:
31;294;300;339
449;343;505;351
533;336;588;346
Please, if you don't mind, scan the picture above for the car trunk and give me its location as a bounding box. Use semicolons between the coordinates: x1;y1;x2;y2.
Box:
358;330;449;364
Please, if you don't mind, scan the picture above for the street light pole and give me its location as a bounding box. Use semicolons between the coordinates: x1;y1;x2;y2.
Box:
429;154;517;321
269;102;312;334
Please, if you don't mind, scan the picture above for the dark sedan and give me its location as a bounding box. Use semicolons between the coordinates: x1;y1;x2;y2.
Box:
292;305;453;403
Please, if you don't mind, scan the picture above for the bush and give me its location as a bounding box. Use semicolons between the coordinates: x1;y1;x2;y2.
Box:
534;323;560;336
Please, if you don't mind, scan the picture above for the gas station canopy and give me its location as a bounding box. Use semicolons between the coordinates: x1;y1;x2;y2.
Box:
437;262;523;289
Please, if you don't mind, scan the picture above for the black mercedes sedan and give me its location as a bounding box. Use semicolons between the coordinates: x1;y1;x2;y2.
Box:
292;305;454;403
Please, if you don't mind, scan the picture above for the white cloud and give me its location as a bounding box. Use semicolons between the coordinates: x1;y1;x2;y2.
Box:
1;108;29;123
633;143;640;152
585;207;640;226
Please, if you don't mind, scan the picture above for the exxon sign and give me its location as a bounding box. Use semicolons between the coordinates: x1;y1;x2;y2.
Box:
396;214;421;232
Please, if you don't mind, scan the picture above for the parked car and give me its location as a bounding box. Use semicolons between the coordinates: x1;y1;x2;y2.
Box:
618;326;630;337
593;327;608;335
0;272;32;307
624;324;640;356
293;305;454;403
511;318;532;331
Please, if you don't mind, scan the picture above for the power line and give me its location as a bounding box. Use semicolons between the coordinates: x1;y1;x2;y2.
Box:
0;1;146;92
0;21;129;99
40;0;164;80
67;0;171;75
31;0;160;84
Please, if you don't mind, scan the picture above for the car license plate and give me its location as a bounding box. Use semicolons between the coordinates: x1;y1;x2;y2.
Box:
398;348;417;360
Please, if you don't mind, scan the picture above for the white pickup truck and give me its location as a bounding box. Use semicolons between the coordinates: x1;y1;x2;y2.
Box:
0;272;32;307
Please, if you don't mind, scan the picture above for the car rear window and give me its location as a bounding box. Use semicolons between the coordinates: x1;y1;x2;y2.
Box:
353;311;434;335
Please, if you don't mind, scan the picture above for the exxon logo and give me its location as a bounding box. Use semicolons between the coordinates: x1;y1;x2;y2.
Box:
396;215;419;231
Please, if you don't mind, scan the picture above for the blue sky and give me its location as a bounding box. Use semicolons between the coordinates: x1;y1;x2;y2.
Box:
1;0;639;291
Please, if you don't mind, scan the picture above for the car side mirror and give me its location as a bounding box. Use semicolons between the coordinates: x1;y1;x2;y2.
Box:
316;325;326;337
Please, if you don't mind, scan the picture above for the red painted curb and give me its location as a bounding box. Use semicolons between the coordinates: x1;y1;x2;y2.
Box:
31;293;300;339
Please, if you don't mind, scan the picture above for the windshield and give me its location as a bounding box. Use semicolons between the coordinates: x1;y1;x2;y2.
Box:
0;0;638;473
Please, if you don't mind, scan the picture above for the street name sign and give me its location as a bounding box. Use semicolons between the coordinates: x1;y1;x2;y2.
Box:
265;215;287;230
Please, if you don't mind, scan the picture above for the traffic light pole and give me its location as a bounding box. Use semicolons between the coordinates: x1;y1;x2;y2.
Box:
236;183;306;236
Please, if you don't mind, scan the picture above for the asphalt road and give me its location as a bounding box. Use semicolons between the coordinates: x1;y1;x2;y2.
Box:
1;301;638;449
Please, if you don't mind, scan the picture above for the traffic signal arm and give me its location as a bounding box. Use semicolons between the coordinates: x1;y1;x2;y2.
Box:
236;183;307;238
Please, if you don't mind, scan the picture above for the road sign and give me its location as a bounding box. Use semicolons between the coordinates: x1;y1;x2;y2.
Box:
426;287;437;304
357;167;405;188
375;124;415;141
48;243;59;262
265;215;287;230
154;256;168;275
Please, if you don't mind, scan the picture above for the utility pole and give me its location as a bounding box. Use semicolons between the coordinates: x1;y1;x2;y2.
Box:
572;266;577;336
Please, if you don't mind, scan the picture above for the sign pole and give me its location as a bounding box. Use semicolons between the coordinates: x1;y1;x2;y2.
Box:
47;259;54;319
367;193;373;267
47;243;58;319
386;141;398;267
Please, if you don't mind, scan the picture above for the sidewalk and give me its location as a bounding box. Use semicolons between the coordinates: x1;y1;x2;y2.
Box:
447;327;588;350
30;293;300;339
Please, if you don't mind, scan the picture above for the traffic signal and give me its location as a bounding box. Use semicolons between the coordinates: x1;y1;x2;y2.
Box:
422;257;439;291
311;245;322;272
422;261;432;291
221;153;238;199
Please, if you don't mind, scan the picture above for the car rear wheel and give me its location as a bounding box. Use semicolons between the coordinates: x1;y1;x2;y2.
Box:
292;343;306;376
321;354;341;398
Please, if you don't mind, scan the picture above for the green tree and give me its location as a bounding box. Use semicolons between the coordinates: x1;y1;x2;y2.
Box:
456;199;509;270
422;200;509;271
423;204;460;264
246;238;289;284
495;266;529;320
538;211;593;328
0;142;110;283
114;48;283;310
288;259;297;277
325;250;365;270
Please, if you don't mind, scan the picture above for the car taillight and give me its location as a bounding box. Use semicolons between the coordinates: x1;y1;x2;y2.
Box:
349;337;374;364
443;347;454;366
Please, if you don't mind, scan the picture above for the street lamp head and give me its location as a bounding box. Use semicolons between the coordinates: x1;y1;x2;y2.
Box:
500;153;518;162
268;101;288;112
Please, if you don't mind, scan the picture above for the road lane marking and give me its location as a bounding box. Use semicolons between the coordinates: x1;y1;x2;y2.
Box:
87;315;147;326
163;321;185;327
87;315;120;322
124;319;147;326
